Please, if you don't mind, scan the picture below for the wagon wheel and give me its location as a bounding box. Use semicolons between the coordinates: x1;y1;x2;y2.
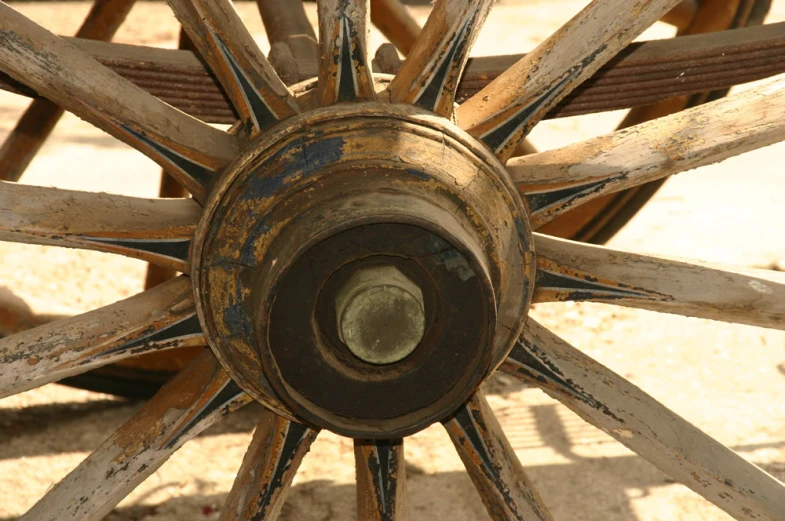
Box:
55;0;782;398
2;0;785;520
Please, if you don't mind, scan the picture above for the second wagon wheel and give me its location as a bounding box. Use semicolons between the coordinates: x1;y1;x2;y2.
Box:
0;0;779;399
2;0;785;519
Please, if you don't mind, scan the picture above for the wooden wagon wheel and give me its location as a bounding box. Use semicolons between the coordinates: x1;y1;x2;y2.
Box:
39;0;780;399
2;0;785;519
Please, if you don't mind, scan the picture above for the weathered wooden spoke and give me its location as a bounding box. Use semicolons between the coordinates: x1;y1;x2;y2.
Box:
389;0;491;117
370;0;421;56
457;0;682;161
502;320;785;521
444;392;554;521
318;0;376;105
0;182;199;271
20;351;250;521
0;2;238;203
534;233;785;330
0;277;202;398
145;27;196;290
168;0;299;139
220;411;318;521
355;439;407;521
0;0;136;182
257;0;319;86
511;75;785;228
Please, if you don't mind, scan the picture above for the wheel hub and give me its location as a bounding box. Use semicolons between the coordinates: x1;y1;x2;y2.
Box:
193;103;534;438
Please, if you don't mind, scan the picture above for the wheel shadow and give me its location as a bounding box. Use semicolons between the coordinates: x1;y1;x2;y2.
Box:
1;454;783;521
2;387;785;521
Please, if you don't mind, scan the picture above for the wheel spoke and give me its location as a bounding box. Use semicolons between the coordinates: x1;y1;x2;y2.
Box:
318;0;376;105
0;2;238;203
443;392;554;521
20;351;251;521
258;0;319;62
168;0;299;139
510;75;785;228
220;411;317;521
0;0;136;182
388;0;491;118
257;0;319;86
355;439;407;521
661;0;697;32
502;320;785;521
533;233;785;330
0;277;202;398
370;0;421;56
457;0;681;161
0;182;199;271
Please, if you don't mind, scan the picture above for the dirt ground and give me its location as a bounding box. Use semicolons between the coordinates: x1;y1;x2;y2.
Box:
2;1;785;520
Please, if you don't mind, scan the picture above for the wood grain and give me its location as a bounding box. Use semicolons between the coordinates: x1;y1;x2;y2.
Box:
370;0;421;56
0;0;136;182
318;0;376;105
257;0;319;63
444;392;553;521
502;320;785;521
0;2;238;203
534;233;785;330
20;351;251;521
355;439;408;521
457;0;681;161
168;0;299;138
388;0;491;117
220;411;317;521
0;277;203;398
511;75;785;228
0;181;200;272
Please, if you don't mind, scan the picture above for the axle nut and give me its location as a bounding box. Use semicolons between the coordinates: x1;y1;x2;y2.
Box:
335;265;426;365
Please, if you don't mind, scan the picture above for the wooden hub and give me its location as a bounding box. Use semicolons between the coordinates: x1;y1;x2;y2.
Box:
193;103;534;438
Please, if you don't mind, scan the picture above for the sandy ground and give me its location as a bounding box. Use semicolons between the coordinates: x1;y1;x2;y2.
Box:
2;1;785;520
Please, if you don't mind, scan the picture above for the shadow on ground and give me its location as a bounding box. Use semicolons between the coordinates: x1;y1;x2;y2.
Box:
2;387;785;521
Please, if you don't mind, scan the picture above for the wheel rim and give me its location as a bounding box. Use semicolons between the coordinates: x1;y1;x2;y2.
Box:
2;0;785;519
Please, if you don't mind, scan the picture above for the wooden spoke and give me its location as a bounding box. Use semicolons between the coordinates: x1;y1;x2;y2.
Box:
370;0;421;56
388;0;492;118
0;277;203;399
0;2;238;204
20;351;251;521
502;320;785;521
443;392;554;521
220;411;318;521
661;0;698;32
510;76;785;228
0;0;136;182
457;0;681;161
355;439;407;521
168;0;299;138
318;0;376;105
257;0;319;64
0;182;200;272
145;28;196;290
533;233;785;331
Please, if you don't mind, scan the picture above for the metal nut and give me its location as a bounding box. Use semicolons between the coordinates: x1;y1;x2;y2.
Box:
335;265;426;365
